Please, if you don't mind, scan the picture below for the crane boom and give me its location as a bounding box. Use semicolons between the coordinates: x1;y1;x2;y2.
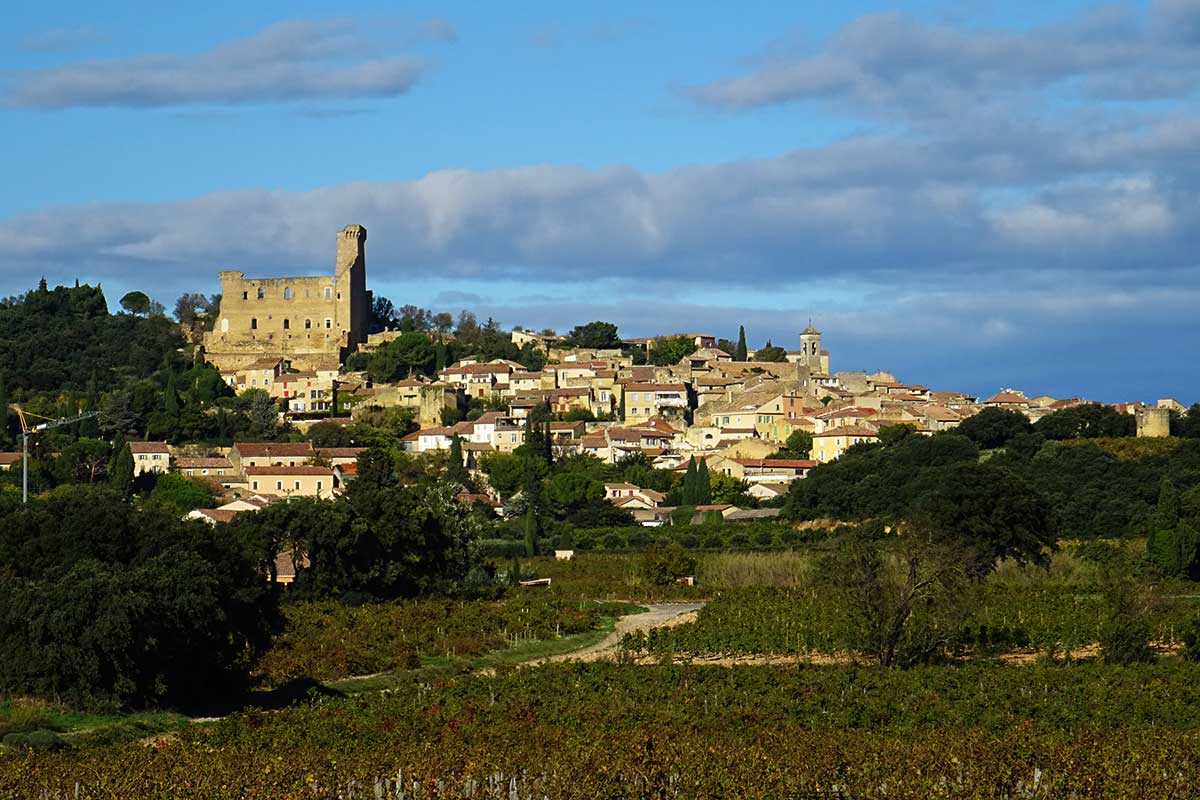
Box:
10;405;101;504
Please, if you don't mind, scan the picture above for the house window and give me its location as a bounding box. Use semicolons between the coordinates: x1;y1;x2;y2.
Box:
276;481;283;491
316;481;323;491
250;318;258;330
294;481;301;490
252;481;259;490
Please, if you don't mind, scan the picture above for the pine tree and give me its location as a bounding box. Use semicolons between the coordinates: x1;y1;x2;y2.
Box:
446;435;468;485
735;326;748;361
697;458;712;505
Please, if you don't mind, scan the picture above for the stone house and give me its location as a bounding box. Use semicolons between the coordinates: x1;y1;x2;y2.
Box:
129;441;171;476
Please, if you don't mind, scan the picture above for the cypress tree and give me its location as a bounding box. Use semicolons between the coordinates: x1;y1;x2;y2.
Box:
735;326;748;361
543;414;553;465
163;373;180;418
683;457;697;505
110;442;134;496
524;506;538;557
435;340;448;371
0;370;8;444
446;435;468;485
697;458;712;505
618;389;626;422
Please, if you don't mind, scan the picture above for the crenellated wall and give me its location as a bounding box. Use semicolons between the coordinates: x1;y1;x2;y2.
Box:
203;225;371;371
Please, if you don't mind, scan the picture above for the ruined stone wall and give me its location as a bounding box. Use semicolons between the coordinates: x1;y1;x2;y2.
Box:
1136;406;1171;438
204;225;369;371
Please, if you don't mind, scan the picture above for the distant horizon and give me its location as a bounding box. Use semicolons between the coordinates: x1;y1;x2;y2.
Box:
2;1;1197;403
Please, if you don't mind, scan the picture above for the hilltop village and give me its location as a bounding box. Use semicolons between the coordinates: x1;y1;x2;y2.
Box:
80;222;1165;525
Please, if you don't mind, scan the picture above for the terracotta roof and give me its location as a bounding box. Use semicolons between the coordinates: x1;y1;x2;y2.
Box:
128;441;170;454
175;457;233;469
731;458;817;469
234;442;315;458
315;447;369;459
816;406;878;420
625;383;687;392
605;482;640;490
336;463;358;475
985;391;1029;405
417;427;456;436
244;466;334;476
190;508;239;524
815;425;880;438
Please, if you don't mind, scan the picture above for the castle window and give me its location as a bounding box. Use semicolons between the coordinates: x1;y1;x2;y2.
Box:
283;319;290;330
250;318;258;330
283;287;291;300
242;291;248;300
257;288;264;300
305;319;311;329
325;319;332;329
337;292;342;300
325;288;332;299
221;318;229;333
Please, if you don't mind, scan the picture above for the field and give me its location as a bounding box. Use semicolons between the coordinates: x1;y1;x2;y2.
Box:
7;663;1200;797
6;547;1200;798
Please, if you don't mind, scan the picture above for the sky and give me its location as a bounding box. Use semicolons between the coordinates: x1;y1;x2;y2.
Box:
1;0;1197;403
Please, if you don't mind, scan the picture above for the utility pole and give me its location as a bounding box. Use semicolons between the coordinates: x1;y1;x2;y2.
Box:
13;407;100;504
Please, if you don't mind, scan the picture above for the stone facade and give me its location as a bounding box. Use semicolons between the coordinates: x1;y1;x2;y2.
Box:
1136;406;1171;438
203;224;371;372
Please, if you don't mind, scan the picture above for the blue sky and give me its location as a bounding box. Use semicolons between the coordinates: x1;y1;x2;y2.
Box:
1;0;1197;402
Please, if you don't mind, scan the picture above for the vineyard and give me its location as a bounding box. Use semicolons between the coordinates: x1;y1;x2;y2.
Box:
7;662;1200;797
256;596;632;686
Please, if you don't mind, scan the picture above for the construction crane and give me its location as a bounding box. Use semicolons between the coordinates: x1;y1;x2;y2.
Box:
12;406;100;504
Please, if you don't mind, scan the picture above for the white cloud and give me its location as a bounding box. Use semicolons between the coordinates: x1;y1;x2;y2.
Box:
6;18;428;109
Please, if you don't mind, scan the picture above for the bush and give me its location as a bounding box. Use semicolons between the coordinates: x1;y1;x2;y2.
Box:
602;533;625;550
1;729;68;751
1099;617;1155;665
1181;616;1200;662
641;544;697;586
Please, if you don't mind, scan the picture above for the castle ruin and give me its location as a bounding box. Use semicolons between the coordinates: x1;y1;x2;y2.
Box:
203;224;372;372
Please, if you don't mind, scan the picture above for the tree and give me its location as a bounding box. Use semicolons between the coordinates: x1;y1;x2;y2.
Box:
163;372;180;418
366;332;436;382
0;485;276;708
0;370;8;445
1146;479;1200;579
564;321;620;349
618;388;627;422
648;336;695;366
877;423;918;447
148;473;214;514
955;407;1033;450
696;458;712;505
109;444;134;496
446;435;469;486
1034;403;1135;440
909;462;1054;579
820;524;976;667
371;296;398;330
119;291;151;315
779;429;813;459
54;439;111;484
479;453;525;498
735;326;748;361
682;457;698;504
755;340;788;362
173;293;211;327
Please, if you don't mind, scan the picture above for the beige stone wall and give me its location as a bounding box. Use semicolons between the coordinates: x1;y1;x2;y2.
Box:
204;225;370;371
1136;407;1171;438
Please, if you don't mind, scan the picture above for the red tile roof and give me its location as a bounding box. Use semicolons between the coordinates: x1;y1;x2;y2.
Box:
244;466;334;476
234;442;315;458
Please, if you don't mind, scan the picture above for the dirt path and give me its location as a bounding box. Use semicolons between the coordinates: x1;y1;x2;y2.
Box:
538;602;705;664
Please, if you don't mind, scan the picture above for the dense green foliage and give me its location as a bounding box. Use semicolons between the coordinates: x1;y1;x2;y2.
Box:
562;320;620;349
0;486;276;709
1034;403;1136;440
647;336;695;366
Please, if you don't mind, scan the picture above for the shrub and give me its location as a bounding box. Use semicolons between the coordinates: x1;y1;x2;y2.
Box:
602;533;625;550
1181;616;1200;662
1099;617;1155;665
641;544;697;586
1;729;68;751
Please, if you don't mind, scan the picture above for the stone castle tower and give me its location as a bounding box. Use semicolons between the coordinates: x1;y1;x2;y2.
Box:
202;224;372;372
